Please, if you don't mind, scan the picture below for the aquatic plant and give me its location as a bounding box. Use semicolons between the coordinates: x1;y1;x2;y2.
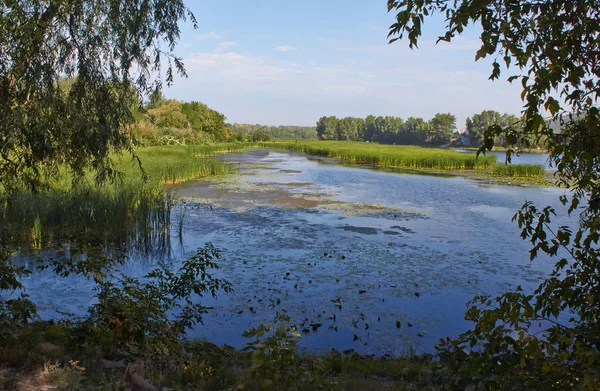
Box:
0;146;234;252
260;141;497;170
491;163;545;177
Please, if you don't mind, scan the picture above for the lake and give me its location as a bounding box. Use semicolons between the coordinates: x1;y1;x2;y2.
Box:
20;149;571;355
453;149;553;170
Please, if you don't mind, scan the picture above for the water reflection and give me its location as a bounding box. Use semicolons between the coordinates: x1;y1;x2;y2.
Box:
20;149;572;355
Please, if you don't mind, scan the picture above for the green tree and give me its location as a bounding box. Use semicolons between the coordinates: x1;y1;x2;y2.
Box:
148;90;167;110
373;116;387;142
316;116;339;140
388;1;600;389
0;1;196;189
466;110;503;145
402;117;428;145
336;117;364;141
428;113;456;145
181;102;228;140
466;110;520;146
363;115;378;142
148;100;189;130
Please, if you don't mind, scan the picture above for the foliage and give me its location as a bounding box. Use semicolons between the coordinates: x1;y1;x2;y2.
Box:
388;0;600;389
317;113;456;146
316;116;340;141
429;113;456;145
0;232;37;343
243;313;336;391
266;140;496;170
466;110;521;146
249;130;273;142
1;146;234;251
228;123;317;140
491;163;545;178
182;101;229;140
83;244;232;350
136;98;228;145
0;1;195;190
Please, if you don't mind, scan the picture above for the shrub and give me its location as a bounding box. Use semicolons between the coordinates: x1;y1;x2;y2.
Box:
84;244;233;350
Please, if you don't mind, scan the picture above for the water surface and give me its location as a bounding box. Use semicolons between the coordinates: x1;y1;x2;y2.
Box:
454;149;553;170
20;149;571;355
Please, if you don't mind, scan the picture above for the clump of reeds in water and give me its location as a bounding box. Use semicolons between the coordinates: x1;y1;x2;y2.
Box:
260;141;497;170
1;146;235;253
491;163;545;177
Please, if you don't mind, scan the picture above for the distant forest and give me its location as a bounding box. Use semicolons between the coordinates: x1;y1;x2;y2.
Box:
316;111;524;147
227;124;317;140
131;92;317;145
133;93;531;148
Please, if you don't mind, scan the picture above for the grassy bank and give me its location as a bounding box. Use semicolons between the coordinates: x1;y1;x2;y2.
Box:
455;146;549;154
1;146;236;251
0;321;438;391
252;140;551;185
262;141;497;170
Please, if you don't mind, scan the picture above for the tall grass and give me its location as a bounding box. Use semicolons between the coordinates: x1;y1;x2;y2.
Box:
491;163;545;177
260;141;497;170
1;146;234;252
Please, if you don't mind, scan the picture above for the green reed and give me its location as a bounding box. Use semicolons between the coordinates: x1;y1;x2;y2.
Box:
1;146;235;252
259;141;497;170
491;163;545;177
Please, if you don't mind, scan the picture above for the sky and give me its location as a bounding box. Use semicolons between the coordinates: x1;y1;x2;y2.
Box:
164;0;525;129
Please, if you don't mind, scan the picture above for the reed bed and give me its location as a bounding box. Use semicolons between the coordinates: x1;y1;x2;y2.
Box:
1;146;234;251
261;141;497;170
491;163;545;177
191;142;259;157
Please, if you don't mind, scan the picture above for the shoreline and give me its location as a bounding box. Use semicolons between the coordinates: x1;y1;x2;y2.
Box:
219;143;555;188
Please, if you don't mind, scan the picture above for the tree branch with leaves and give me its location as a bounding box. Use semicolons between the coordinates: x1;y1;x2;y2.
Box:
388;1;600;389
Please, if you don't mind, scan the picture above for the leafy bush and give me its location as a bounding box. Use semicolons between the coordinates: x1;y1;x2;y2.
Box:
243;313;336;390
249;130;272;142
84;244;233;350
0;248;37;343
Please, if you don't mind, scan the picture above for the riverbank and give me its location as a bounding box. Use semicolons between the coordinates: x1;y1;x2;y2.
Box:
0;321;438;391
454;146;549;154
0;145;236;251
254;141;553;187
0;141;554;251
2;146;560;390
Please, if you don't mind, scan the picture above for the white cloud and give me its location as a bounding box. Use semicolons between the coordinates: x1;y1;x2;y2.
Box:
181;51;392;98
167;44;523;126
216;41;238;51
273;45;297;52
196;31;221;40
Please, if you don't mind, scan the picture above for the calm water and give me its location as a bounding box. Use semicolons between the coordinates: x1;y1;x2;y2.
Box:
453;149;553;170
19;149;571;355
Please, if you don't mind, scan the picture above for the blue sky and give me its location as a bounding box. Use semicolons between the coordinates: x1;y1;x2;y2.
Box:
165;0;524;128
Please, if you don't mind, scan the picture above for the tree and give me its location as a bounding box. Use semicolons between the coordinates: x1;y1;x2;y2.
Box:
336;117;364;141
148;100;189;130
402;117;428;145
0;1;196;190
388;1;600;388
316;116;339;140
466;110;520;146
428;113;456;145
181;102;228;140
363;115;378;142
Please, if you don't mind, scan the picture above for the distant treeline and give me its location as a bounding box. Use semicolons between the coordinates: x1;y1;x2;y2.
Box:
133;93;318;145
227;124;317;140
316;111;525;147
